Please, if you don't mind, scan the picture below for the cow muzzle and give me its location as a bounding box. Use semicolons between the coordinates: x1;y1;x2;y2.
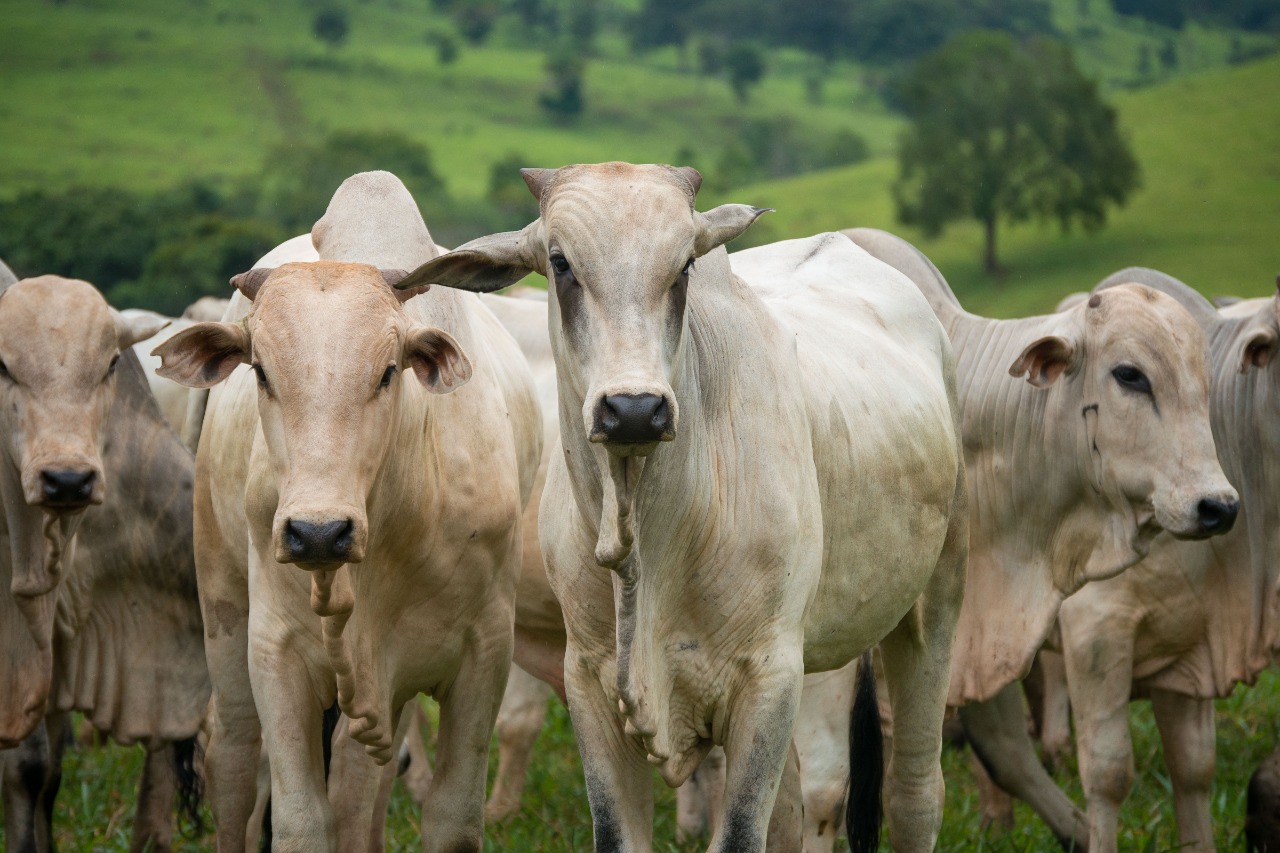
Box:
590;393;676;447
274;513;366;568
23;456;103;511
1157;485;1240;541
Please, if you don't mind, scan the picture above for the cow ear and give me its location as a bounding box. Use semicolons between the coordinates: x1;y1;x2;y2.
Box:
1009;335;1076;388
152;322;249;388
693;205;771;257
397;223;543;295
1240;325;1277;373
113;309;170;349
404;326;472;394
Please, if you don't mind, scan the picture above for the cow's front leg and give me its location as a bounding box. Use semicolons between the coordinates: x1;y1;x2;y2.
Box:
0;713;67;853
248;631;333;853
708;659;803;853
131;739;176;853
1151;689;1216;852
421;621;512;853
565;644;654;853
1062;609;1137;853
960;685;1087;850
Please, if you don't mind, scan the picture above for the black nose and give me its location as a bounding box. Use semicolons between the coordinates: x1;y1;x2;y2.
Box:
1197;498;1239;535
284;519;354;564
597;394;673;444
40;469;96;507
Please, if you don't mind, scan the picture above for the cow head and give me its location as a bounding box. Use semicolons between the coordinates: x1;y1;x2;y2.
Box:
1013;284;1238;543
395;163;766;455
0;277;166;513
0;275;165;746
153;262;469;570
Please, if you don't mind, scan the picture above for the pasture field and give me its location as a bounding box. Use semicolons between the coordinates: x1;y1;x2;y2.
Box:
3;667;1279;850
721;53;1280;319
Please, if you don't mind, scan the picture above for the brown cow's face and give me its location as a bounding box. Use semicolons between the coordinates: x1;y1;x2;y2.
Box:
0;275;165;747
1014;284;1238;542
154;262;470;570
0;277;164;512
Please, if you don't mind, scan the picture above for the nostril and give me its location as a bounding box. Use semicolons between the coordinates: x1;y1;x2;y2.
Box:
1197;498;1239;534
284;518;355;562
40;469;96;504
599;399;621;434
599;394;670;443
651;398;671;434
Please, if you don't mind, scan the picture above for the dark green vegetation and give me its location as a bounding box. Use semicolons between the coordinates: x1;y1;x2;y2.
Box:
3;669;1280;850
893;31;1140;275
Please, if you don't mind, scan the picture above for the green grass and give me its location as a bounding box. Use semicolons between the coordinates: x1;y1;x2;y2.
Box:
721;53;1280;318
6;669;1280;850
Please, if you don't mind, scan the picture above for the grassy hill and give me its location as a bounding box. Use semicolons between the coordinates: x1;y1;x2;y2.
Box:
726;53;1280;318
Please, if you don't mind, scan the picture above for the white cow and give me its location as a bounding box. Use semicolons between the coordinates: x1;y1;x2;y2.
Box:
843;229;1237;850
154;171;542;852
398;162;969;852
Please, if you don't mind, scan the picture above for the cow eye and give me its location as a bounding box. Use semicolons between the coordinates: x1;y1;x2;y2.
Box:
252;363;270;391
1112;365;1151;395
107;354;120;375
0;360;10;381
682;258;695;275
378;364;397;390
550;255;571;276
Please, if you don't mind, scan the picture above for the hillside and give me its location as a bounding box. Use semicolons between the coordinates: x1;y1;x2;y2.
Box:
727;53;1280;317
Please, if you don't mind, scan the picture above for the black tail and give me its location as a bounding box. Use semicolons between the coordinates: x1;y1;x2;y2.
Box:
172;735;205;837
846;650;884;853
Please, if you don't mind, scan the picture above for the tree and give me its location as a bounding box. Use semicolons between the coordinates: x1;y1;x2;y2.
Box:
312;9;349;50
724;41;765;102
893;31;1140;275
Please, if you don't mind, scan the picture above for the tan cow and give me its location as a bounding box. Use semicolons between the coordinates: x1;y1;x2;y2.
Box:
0;274;208;851
155;171;541;852
399;162;969;852
842;229;1238;850
976;270;1280;852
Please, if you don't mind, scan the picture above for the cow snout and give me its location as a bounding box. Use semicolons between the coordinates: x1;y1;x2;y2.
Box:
39;468;97;509
594;394;674;444
283;518;355;565
1195;497;1239;537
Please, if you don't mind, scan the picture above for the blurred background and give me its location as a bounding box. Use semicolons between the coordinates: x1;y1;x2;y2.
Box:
1;0;1277;318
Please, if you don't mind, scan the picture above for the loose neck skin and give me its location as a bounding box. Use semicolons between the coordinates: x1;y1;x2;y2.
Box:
947;310;1144;590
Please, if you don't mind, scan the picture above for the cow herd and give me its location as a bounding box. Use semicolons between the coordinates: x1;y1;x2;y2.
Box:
0;162;1275;853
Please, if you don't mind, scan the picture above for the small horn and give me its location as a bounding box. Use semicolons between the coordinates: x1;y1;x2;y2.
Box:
521;168;556;202
674;166;703;194
380;269;410;288
229;268;274;301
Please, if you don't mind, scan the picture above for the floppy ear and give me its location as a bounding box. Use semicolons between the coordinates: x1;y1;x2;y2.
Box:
397;223;542;295
693;205;771;257
404;326;472;394
113;309;170;348
1009;335;1076;388
152;322;250;388
229;268;274;301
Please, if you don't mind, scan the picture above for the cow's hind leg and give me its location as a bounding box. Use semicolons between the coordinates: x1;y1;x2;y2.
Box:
1151;689;1216;852
485;664;552;822
877;482;965;853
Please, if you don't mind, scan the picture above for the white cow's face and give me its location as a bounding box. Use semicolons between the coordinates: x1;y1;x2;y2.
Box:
154;262;470;570
1013;284;1238;542
0;277;164;512
397;162;765;457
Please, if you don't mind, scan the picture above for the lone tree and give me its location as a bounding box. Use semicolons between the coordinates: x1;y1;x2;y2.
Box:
893;31;1140;275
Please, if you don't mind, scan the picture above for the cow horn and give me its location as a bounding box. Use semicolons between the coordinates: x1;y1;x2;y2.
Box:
229;268;274;301
521;168;556;202
674;166;703;194
380;269;410;288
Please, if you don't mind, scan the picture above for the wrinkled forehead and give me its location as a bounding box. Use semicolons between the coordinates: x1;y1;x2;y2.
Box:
1088;284;1207;371
0;276;116;353
541;164;699;261
249;262;403;355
